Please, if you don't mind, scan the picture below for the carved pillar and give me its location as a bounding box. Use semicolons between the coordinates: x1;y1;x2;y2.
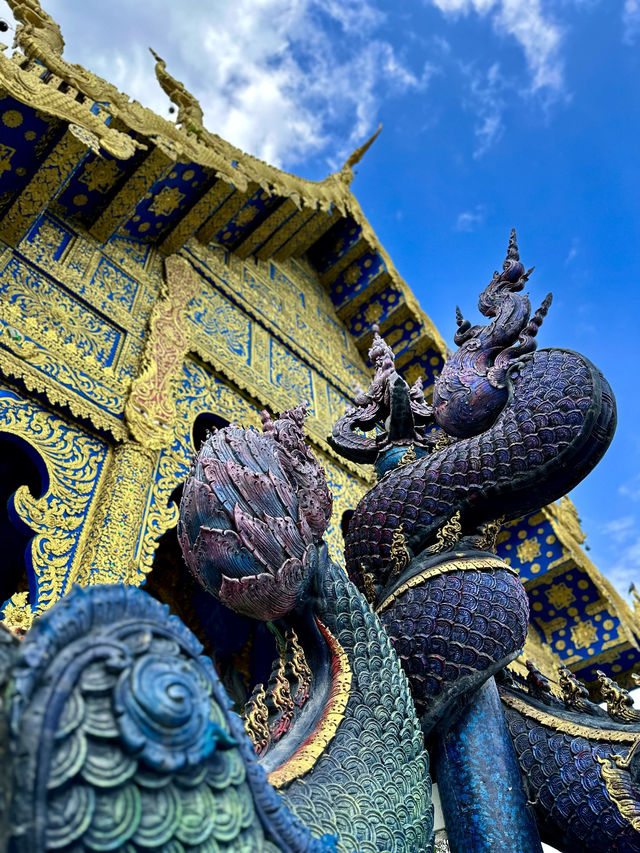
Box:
77;441;157;585
433;677;543;853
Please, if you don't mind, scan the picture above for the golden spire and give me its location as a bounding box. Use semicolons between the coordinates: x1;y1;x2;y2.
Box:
334;124;382;186
149;47;204;130
7;0;64;59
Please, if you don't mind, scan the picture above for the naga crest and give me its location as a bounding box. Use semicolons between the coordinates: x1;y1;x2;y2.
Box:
178;403;332;622
330;230;553;475
433;229;552;438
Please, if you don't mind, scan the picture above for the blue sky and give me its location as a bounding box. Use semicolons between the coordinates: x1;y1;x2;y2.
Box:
1;0;638;606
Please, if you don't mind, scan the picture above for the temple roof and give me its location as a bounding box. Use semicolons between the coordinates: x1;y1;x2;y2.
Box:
0;0;446;387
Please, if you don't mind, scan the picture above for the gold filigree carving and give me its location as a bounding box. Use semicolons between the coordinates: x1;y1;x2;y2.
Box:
268;618;352;789
8;0;64;57
428;510;462;554
595;670;640;722
0;142;15;177
268;657;295;731
551;495;587;545
78;440;156;586
287;628;312;706
432;431;451;452
125;254;200;449
400;444;417;466
149;48;204;129
1;591;34;634
0;130;88;246
90;147;173;243
545;581;576;610
0;50;142;161
0;383;111;626
184;241;370;399
557;664;591;711
1;255;123;370
570;619;598;650
390;524;411;577
78;156;123;193
476;517;504;552
596;755;640;829
149;186;185;218
517;535;541;564
0;346;128;441
377;555;516;614
242;684;270;757
361;563;377;605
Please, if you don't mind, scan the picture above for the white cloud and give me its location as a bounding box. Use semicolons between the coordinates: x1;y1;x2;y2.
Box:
428;0;565;93
455;204;486;231
594;511;640;599
7;0;427;171
605;533;640;595
564;237;580;265
620;473;640;502
623;0;640;44
602;515;636;544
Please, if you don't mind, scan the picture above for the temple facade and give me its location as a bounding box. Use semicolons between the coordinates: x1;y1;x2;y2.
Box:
0;0;637;696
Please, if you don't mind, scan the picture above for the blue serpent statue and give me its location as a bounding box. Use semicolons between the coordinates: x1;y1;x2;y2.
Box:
1;232;638;853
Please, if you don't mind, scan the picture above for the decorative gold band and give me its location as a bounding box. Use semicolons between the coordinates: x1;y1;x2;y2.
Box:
376;555;518;614
501;690;640;744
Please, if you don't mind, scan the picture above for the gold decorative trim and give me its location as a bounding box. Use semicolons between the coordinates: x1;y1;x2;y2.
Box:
90;148;173;244
390;524;410;577
183;239;370;409
0;348;128;441
268;618;352;788
501;691;640;744
596;755;640;829
124;254;200;449
77;440;157;586
427;510;462;554
376;556;517;614
0;129;88;246
0;50;142;160
400;444;416;466
242;685;270;756
0;382;111;623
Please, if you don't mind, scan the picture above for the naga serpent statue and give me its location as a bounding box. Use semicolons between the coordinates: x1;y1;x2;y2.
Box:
2;232;639;853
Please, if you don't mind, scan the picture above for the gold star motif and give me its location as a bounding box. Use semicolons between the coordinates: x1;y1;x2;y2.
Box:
516;536;541;563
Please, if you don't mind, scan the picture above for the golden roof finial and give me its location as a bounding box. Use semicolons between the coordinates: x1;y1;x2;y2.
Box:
149;47;204;131
335;124;382;186
7;0;64;59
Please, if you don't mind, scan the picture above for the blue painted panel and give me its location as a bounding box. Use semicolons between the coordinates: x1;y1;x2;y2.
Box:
123;161;211;241
0;256;123;368
308;216;362;275
330;250;387;307
0;96;60;202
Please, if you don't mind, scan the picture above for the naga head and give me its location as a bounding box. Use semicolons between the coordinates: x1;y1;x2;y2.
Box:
433;230;552;438
178;404;332;622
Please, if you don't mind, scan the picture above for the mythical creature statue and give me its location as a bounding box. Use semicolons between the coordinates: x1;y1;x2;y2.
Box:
3;232;639;853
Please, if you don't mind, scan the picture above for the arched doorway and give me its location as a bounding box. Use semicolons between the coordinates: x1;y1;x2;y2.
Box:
0;434;47;608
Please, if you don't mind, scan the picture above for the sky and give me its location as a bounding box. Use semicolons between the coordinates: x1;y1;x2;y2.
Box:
0;0;638;613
